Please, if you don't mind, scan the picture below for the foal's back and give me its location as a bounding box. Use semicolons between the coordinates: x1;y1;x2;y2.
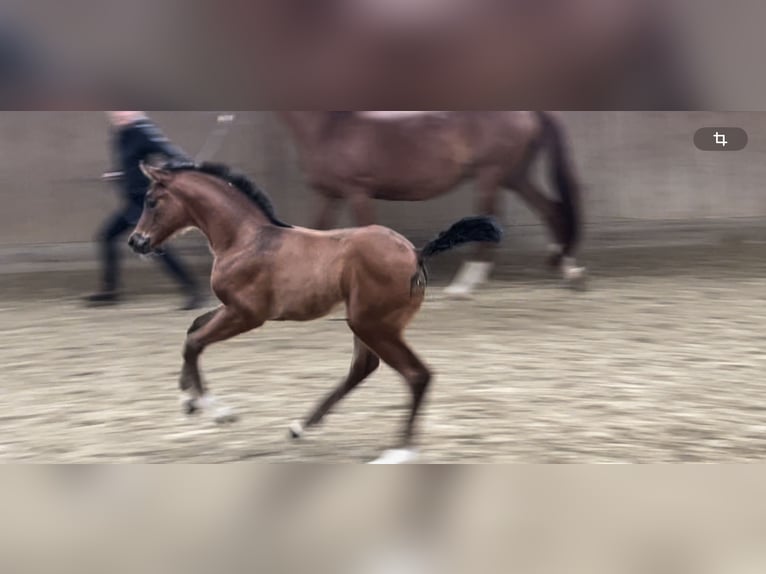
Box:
260;224;420;322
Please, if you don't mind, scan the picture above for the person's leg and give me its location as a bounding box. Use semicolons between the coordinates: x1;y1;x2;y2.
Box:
86;208;133;304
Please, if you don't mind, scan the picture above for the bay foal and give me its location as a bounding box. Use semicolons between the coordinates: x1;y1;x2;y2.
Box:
128;161;502;463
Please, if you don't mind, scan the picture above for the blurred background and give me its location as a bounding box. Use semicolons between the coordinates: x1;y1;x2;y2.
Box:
1;466;766;574
0;111;763;258
0;0;765;108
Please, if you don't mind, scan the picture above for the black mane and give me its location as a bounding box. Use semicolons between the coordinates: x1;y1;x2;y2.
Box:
163;160;292;228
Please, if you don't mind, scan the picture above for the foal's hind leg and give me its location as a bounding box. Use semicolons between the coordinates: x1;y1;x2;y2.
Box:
355;329;432;463
181;306;261;423
289;336;380;439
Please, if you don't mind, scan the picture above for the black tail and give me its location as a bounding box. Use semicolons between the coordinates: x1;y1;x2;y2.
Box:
535;111;582;256
420;216;503;262
411;216;502;294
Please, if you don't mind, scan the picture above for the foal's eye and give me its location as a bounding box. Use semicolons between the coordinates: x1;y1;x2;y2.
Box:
146;197;158;209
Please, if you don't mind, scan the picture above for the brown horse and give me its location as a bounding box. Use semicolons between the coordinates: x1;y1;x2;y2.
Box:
279;111;586;297
128;160;501;463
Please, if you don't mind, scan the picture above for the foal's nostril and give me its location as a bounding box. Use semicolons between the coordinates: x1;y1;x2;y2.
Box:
128;234;149;253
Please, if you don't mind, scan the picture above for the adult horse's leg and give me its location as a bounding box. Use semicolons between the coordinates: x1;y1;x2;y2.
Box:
348;191;376;227
533;112;586;287
514;180;586;287
180;305;262;423
289;336;380;439
314;195;343;230
355;329;431;464
513;180;568;261
445;177;502;298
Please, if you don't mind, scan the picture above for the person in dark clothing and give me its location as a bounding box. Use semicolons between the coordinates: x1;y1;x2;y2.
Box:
86;112;204;310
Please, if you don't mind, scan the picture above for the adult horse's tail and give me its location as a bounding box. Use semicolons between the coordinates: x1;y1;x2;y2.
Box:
536;111;582;258
412;216;503;292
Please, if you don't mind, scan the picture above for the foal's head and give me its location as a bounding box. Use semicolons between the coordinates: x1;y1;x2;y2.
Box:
128;163;194;255
128;161;292;255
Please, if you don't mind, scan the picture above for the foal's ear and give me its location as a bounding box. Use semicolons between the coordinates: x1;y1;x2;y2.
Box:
140;162;173;185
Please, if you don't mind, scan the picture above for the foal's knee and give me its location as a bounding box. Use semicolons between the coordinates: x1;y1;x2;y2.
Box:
183;338;203;362
187;308;220;335
187;316;207;336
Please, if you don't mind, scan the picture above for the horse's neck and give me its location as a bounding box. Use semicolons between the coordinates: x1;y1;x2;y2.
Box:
183;181;268;254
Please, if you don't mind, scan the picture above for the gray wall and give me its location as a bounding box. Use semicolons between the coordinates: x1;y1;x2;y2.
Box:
0;112;764;250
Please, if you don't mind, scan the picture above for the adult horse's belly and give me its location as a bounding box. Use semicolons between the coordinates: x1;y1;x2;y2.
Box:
360;151;472;201
324;114;477;201
370;181;463;201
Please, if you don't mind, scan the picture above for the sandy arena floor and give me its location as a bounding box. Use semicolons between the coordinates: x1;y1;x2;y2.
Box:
0;245;764;462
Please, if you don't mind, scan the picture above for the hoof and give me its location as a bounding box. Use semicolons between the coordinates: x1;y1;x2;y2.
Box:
288;421;305;440
547;245;564;269
561;256;587;291
368;448;419;465
213;407;239;425
181;394;237;422
564;267;588;291
443;285;475;300
445;261;493;299
182;398;200;416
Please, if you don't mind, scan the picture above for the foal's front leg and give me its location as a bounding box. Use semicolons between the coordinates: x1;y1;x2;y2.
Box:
181;305;262;423
180;306;222;400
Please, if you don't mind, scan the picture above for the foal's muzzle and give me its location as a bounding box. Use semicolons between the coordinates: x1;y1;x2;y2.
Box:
128;233;152;255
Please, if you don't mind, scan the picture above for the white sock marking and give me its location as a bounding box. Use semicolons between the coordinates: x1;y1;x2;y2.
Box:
289;421;305;439
369;449;419;465
444;261;493;296
562;257;586;281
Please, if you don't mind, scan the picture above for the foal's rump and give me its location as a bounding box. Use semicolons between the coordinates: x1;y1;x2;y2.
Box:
343;217;503;311
343;225;421;295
